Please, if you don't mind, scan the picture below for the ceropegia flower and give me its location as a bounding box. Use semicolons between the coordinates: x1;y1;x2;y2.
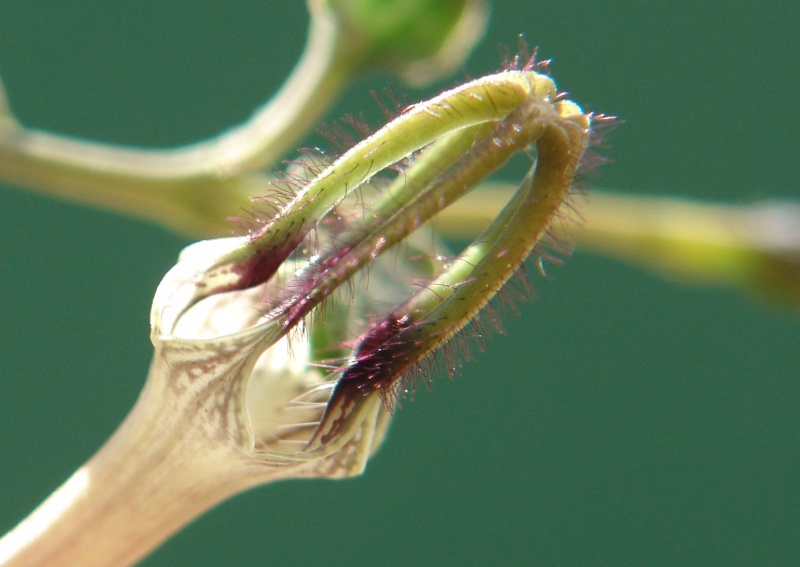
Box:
0;65;592;567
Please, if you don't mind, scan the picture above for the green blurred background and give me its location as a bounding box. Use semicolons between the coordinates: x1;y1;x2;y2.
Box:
1;2;798;565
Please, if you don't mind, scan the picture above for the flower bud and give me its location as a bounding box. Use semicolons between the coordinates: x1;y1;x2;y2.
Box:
0;65;595;567
315;0;489;86
156;66;591;457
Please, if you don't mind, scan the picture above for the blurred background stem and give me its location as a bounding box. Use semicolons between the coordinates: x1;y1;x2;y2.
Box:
0;5;349;236
436;185;800;306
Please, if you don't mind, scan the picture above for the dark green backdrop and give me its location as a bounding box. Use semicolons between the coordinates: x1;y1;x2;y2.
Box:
1;2;798;565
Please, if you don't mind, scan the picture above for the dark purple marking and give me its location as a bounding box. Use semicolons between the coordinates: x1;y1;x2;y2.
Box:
338;316;414;395
228;233;305;292
277;241;357;331
233;248;288;291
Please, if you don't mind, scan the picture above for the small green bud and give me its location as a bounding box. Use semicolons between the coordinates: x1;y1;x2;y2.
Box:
317;0;489;85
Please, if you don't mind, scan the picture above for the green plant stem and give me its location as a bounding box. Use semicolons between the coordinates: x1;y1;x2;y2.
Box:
0;7;350;235
435;187;800;304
